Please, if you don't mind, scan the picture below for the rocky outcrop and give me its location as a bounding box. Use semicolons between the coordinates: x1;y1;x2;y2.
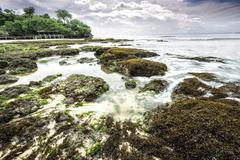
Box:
140;79;168;93
55;74;109;103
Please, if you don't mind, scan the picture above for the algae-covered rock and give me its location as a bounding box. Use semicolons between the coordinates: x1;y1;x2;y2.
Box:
77;57;97;64
42;74;62;83
117;59;167;77
95;47;112;57
172;78;211;99
0;69;6;75
8;58;37;75
125;79;137;89
146;98;240;160
0;84;30;99
0;99;40;124
36;48;80;58
101;98;240;160
219;82;240;98
0;60;9;68
59;60;69;66
99;48;158;63
55;74;109;103
140;79;168;93
189;72;218;82
0;74;18;84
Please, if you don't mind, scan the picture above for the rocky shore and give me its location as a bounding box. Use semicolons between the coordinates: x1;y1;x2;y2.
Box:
0;39;239;159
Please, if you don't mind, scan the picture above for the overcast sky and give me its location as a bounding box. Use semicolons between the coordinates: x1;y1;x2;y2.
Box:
1;0;240;37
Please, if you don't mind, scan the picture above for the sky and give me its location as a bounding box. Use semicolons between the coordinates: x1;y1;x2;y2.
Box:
1;0;240;37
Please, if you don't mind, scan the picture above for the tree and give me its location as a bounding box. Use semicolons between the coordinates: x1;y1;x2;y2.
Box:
67;19;91;37
24;7;35;17
56;9;72;24
42;13;50;19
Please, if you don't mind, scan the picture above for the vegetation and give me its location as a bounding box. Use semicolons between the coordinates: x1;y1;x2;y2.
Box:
0;7;91;37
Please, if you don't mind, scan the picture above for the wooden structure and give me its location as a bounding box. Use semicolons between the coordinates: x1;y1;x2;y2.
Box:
34;31;64;39
0;31;64;40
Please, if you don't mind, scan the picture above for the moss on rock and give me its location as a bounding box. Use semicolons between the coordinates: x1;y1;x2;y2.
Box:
172;78;211;99
125;79;137;89
140;79;168;93
99;48;158;63
189;72;218;82
0;74;19;85
117;59;167;77
55;74;109;103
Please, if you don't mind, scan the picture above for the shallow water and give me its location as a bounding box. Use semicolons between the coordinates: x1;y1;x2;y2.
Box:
9;35;240;120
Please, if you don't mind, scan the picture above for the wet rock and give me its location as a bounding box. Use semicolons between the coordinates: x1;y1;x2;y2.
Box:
0;69;6;75
0;84;30;99
117;59;167;77
42;74;62;83
125;79;137;89
0;99;40;124
140;79;168;93
29;81;41;87
146;98;240;160
189;72;218;82
77;57;97;64
0;74;19;84
95;47;112;57
55;74;109;102
0;60;9;68
8;58;37;75
172;78;211;99
59;60;69;66
36;48;80;58
99;48;158;63
219;82;240;98
80;45;102;52
175;55;226;63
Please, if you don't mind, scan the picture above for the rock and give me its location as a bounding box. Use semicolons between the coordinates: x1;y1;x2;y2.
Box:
175;55;226;63
59;60;69;66
140;79;168;93
0;84;30;99
0;74;19;84
95;47;112;57
0;99;40;124
117;59;167;77
8;58;37;75
125;79;137;89
36;49;80;58
80;45;102;52
99;48;158;63
189;72;218;82
172;78;211;100
77;57;97;64
55;74;109;102
145;98;240;160
42;74;62;83
0;69;6;75
29;81;41;87
219;82;240;98
0;60;9;68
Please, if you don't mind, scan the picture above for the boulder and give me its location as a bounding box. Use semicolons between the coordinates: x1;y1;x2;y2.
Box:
55;74;109;103
140;79;168;93
8;58;37;75
0;60;9;68
99;48;158;63
125;79;137;89
0;74;19;85
117;59;167;77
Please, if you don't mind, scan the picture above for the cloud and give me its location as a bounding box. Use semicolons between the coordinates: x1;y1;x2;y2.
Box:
0;0;239;37
89;2;107;11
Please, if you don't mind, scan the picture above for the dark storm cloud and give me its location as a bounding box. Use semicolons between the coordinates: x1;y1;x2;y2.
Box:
0;0;240;37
